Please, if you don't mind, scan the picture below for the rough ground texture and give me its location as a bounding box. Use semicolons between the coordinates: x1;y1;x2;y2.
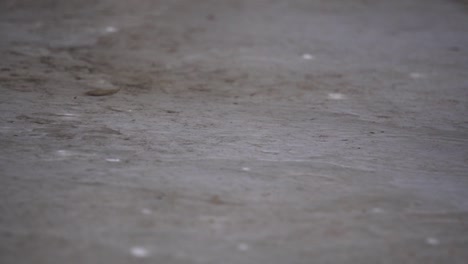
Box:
1;0;467;263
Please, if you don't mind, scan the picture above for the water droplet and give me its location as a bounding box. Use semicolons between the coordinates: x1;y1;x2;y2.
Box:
409;72;425;79
131;247;149;258
60;113;79;120
56;150;71;156
141;208;152;215
370;207;384;214
426;237;439;246
242;167;251;172
328;93;345;100
237;243;249;251
302;54;315;60
104;26;118;33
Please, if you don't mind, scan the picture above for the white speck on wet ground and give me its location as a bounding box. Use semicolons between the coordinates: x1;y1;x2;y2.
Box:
141;208;152;215
237;243;249;251
301;53;315;60
328;93;346;100
104;26;118;33
425;237;440;246
56;150;72;156
409;72;425;79
130;247;149;258
370;207;385;214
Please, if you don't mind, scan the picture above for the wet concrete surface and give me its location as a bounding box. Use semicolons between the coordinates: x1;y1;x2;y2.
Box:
0;0;468;263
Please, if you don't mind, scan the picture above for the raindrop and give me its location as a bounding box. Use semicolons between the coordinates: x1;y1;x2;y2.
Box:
328;93;345;100
104;26;118;33
237;243;249;251
425;237;440;246
131;247;149;258
302;54;315;60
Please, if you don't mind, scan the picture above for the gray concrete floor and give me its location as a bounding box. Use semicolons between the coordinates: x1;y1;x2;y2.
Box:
1;0;468;263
